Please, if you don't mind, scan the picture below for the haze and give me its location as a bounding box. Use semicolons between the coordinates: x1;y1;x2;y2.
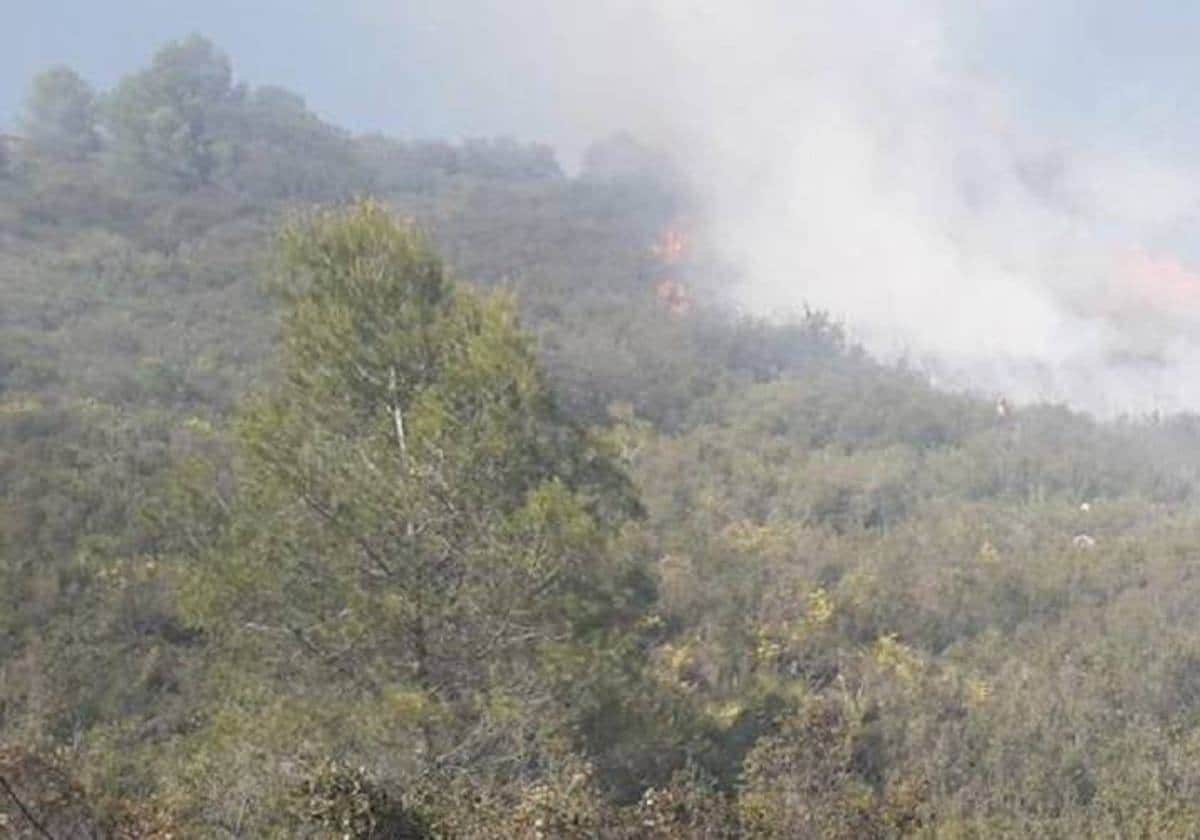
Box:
10;0;1200;415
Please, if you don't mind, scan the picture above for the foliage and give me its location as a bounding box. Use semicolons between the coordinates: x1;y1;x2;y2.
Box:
9;38;1200;837
22;66;100;161
103;35;239;188
290;759;430;839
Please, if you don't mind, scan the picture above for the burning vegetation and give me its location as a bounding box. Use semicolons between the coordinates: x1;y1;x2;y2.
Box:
1113;250;1200;320
651;226;694;316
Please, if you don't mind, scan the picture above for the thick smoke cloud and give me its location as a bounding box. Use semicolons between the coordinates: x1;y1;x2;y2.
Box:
15;0;1194;417
10;3;1200;427
363;2;1200;413
627;1;1200;415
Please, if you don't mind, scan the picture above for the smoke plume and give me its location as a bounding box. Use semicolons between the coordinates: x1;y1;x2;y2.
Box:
364;0;1200;415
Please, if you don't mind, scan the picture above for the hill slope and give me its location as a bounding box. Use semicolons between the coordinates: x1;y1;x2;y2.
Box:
6;37;1200;837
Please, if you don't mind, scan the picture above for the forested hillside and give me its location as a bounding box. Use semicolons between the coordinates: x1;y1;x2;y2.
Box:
7;37;1200;837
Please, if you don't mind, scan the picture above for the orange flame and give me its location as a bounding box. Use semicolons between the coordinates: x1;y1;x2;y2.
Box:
651;224;693;316
1113;250;1200;317
653;229;687;264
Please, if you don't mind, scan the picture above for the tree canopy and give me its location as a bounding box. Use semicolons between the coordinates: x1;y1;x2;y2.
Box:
23;66;99;160
10;40;1200;838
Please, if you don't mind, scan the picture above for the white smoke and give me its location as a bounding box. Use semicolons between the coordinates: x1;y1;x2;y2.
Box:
364;0;1200;416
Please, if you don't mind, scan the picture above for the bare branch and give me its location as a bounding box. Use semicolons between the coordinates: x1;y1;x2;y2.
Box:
0;774;56;840
389;365;407;457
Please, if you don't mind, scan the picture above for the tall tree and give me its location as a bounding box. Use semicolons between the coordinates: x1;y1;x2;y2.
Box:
102;35;238;187
22;66;99;160
176;202;649;812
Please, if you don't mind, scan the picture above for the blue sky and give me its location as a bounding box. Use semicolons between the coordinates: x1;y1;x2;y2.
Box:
6;1;1200;159
4;1;488;139
950;2;1200;165
4;0;657;153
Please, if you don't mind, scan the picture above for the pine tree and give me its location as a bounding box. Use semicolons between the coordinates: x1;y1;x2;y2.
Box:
178;202;649;796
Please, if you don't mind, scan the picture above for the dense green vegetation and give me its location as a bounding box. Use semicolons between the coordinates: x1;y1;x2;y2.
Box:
7;36;1200;837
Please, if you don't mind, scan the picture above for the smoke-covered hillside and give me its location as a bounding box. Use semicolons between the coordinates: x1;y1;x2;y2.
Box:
7;37;1200;837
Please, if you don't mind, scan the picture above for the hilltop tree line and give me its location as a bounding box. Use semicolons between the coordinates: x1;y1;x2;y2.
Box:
8;37;1200;837
13;35;559;194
